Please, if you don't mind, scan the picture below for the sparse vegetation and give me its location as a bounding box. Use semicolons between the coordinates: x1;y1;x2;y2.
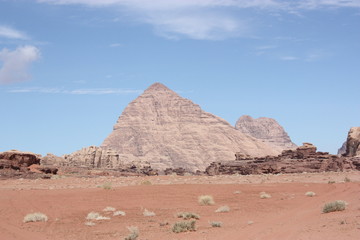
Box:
172;220;196;233
101;182;112;190
124;226;139;240
233;190;241;194
143;208;156;217
322;200;347;213
215;205;230;213
23;212;48;223
140;180;152;185
103;206;116;212
305;191;316;197
328;180;335;184
84;221;95;226
177;212;200;220
198;195;215;205
260;192;271;199
210;221;222;227
114;210;126;216
86;212;110;220
344;177;351;182
247;220;254;225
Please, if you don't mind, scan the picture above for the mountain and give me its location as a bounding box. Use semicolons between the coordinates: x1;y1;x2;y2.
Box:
235;115;296;149
101;83;281;171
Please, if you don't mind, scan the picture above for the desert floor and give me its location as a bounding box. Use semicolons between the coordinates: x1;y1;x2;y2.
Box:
1;171;360;240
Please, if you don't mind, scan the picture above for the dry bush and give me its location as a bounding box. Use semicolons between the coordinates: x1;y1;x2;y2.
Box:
215;205;230;213
124;226;139;240
114;210;126;216
305;191;316;197
177;212;200;220
172;220;196;233
233;190;241;194
23;212;48;223
103;206;116;212
210;221;222;227
198;195;215;205
84;221;95;226
260;192;271;199
140;180;152;185
86;212;110;220
143;209;156;217
322;200;347;213
101;182;112;190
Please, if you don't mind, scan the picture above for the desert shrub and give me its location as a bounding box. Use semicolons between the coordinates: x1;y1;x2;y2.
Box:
247;220;254;225
210;221;222;227
344;177;351;182
172;220;196;233
114;210;126;216
23;212;48;223
198;195;215;205
328;180;335;184
305;191;316;197
215;205;230;213
86;212;110;220
177;212;200;220
101;182;112;190
124;226;139;240
84;221;95;226
233;190;241;194
260;192;271;199
143;209;156;217
103;206;116;212
140;180;152;185
322;200;347;213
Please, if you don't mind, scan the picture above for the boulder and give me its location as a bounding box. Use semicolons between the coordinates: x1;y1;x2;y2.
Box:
345;127;360;157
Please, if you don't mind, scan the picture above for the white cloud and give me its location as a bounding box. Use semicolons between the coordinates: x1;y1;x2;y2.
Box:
0;25;28;40
0;46;40;84
8;87;142;95
37;0;360;40
280;56;298;61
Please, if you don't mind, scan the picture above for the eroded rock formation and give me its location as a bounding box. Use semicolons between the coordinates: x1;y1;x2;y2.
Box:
345;127;360;157
235;115;296;149
206;143;360;175
101;83;281;171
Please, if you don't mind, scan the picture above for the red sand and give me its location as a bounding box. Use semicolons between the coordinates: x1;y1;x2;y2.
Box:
1;171;359;240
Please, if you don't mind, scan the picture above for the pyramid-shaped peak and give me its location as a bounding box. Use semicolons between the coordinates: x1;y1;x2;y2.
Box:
144;82;172;93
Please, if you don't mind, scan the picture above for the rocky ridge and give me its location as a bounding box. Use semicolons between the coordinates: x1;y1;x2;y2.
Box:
236;115;296;149
345;127;360;157
101;83;282;171
206;143;360;175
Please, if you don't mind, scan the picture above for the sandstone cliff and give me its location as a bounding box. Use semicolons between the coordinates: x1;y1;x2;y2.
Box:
345;127;360;157
101;83;281;171
235;115;296;149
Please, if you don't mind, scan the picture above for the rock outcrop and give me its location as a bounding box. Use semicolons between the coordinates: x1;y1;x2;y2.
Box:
101;83;281;171
338;142;347;156
235;115;296;149
345;127;360;157
61;146;158;175
206;143;360;175
0;150;41;169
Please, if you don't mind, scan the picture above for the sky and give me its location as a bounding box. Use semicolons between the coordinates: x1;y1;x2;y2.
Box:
0;0;359;156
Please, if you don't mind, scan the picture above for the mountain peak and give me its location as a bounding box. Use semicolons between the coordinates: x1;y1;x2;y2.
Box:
144;82;172;93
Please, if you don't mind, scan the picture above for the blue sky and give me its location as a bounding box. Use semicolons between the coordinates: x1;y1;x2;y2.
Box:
0;0;359;156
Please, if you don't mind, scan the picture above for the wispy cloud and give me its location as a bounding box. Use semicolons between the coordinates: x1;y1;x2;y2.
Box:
0;45;41;84
109;43;122;47
37;0;360;40
8;87;142;95
280;56;298;61
0;25;28;40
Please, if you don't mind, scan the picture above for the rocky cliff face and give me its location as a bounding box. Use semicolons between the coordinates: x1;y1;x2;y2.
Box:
235;115;296;149
346;127;360;157
101;83;281;171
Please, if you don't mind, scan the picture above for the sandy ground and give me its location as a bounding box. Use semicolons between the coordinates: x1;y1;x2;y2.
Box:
1;171;359;240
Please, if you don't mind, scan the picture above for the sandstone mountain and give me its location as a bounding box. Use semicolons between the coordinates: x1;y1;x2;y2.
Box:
235;115;297;149
101;83;282;171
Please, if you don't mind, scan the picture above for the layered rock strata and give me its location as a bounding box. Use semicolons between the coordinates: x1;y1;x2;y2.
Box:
102;83;281;171
206;143;360;175
235;115;296;149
